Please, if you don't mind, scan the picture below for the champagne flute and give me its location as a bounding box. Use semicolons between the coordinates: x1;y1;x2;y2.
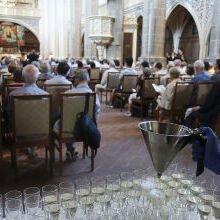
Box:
106;175;120;194
59;182;74;204
75;179;91;200
42;185;58;206
91;177;106;197
44;203;60;220
79;195;95;215
5;199;23;220
96;192;111;214
120;172;133;192
198;204;212;220
25;195;41;216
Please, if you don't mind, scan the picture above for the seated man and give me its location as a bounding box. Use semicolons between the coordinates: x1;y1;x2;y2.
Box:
38;60;54;79
160;61;174;86
191;60;211;105
157;67;181;121
55;70;101;160
95;63;118;95
9;64;48;159
119;57;137;81
45;61;72;85
154;62;166;76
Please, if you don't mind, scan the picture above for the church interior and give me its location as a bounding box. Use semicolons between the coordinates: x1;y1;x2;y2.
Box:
0;0;220;219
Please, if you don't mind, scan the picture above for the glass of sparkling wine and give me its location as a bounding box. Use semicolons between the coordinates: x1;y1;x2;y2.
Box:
75;180;91;200
133;169;146;187
44;203;60;220
198;204;212;220
106;175;120;194
5;199;23;220
59;182;74;203
62;199;78;219
96;192;111;213
42;185;58;207
120;172;134;192
79;195;95;215
91;176;106;197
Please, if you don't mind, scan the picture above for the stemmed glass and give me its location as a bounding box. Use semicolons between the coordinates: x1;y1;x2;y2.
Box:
5;190;22;202
5;199;23;220
91;177;106;197
42;185;58;206
59;182;77;218
25;195;41;216
75;179;91;200
120;172;133;192
106;175;120;194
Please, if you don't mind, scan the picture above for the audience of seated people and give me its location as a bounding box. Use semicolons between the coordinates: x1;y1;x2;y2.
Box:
2;54;220;164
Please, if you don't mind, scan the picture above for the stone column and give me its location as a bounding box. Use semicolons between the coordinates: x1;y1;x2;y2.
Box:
84;0;98;59
141;0;166;63
209;0;220;62
106;0;124;62
69;0;82;58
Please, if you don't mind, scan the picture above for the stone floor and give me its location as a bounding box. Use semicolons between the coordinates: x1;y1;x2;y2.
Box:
0;105;219;194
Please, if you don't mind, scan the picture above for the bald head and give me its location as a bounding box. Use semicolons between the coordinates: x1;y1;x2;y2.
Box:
22;65;39;83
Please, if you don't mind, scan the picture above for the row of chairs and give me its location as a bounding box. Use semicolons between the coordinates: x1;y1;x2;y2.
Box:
2;86;97;176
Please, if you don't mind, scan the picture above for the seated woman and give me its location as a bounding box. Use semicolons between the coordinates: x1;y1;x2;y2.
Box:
124;68;152;116
156;67;181;121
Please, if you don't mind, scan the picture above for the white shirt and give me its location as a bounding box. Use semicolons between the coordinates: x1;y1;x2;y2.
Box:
44;75;72;85
119;68;137;79
101;68;119;87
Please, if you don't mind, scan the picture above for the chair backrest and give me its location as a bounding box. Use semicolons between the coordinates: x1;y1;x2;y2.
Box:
44;84;72;117
122;75;138;93
90;68;100;81
36;78;48;88
107;72;119;89
181;76;192;81
196;81;215;106
171;82;194;110
12;94;52;142
60;93;96;139
142;78;160;99
4;77;15;85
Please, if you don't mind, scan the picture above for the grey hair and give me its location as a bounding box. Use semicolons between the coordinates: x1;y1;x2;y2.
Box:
22;64;39;83
31;61;40;70
75;70;90;83
109;63;115;68
167;61;174;70
169;67;180;79
194;60;205;71
39;60;51;73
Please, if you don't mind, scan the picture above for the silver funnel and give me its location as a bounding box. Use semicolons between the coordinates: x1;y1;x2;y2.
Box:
138;121;192;177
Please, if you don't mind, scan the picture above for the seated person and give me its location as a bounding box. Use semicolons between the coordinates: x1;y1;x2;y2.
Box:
119;57;137;80
100;59;109;70
212;58;220;82
8;65;48;159
191;60;211;88
153;62;166;76
185;80;220;128
114;59;121;69
95;63;118;94
55;70;101;160
157;67;181;121
160;61;174;86
125;68;152;117
0;61;17;86
38;60;54;79
45;61;72;85
191;60;211;105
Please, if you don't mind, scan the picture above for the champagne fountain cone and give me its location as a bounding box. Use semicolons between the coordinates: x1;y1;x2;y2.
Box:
138;121;192;178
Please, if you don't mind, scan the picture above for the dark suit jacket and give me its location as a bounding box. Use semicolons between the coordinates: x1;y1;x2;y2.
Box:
198;79;220;126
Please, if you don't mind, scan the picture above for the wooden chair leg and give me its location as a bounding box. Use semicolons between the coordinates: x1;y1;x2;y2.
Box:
105;91;108;105
140;104;143;121
45;147;48;165
13;148;17;175
120;99;123;112
91;149;94;172
59;143;63;176
100;91;103;103
83;142;86;159
49;147;54;176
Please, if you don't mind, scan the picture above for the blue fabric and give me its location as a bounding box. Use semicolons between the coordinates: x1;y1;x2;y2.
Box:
192;127;220;175
191;72;211;88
